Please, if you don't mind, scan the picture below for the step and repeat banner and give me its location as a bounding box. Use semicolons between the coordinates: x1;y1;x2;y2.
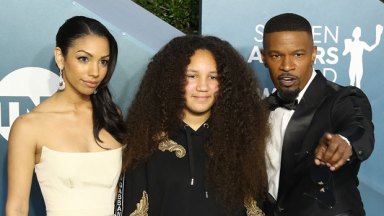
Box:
1;0;383;215
201;0;384;215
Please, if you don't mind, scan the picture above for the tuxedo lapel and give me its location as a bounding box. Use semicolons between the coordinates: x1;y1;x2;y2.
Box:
277;71;329;201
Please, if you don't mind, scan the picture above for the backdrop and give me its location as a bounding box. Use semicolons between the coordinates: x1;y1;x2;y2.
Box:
1;0;383;215
201;0;384;215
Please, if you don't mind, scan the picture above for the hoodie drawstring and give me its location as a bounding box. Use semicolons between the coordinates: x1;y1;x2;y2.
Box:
184;123;210;198
202;123;209;198
184;125;195;186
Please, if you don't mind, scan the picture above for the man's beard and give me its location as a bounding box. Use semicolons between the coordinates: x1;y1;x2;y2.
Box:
279;88;300;102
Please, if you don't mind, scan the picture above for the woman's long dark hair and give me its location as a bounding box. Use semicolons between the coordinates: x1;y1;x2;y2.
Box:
56;16;125;144
123;35;269;213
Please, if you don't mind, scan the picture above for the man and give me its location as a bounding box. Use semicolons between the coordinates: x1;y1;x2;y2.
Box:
262;13;374;216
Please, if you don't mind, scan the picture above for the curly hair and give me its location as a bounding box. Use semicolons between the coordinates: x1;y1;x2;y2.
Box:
123;35;269;213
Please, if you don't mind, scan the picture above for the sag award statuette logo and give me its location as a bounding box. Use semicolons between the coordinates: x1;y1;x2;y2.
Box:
343;24;383;88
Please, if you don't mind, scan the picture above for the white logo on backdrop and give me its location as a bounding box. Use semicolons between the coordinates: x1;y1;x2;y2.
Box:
248;23;384;96
342;25;383;88
0;67;58;140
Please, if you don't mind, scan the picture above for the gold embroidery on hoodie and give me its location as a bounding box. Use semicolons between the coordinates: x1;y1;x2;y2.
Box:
129;191;149;216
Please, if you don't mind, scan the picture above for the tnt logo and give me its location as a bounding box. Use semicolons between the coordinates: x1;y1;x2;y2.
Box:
0;67;58;140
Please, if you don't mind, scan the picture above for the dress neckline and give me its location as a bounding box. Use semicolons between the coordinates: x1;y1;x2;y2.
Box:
41;145;123;154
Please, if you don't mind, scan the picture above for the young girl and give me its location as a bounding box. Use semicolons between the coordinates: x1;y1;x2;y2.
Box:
122;35;269;216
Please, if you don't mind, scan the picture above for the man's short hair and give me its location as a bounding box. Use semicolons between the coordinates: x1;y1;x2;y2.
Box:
263;13;313;46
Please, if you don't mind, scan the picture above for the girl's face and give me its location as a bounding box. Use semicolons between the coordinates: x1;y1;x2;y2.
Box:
55;34;110;96
183;49;219;120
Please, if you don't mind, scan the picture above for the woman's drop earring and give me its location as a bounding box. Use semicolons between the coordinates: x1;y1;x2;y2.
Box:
58;69;65;90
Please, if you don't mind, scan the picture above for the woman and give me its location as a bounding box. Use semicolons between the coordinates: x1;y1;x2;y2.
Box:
122;35;269;215
6;16;125;216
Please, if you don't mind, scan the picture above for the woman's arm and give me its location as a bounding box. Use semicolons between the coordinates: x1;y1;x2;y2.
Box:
6;116;37;216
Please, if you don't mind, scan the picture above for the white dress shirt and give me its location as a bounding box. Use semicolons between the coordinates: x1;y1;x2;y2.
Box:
266;70;316;199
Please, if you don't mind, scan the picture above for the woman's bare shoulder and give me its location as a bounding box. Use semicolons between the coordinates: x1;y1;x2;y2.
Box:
10;112;44;137
10;96;60;133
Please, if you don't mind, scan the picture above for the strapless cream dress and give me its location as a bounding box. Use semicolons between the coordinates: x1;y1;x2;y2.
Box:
35;146;122;216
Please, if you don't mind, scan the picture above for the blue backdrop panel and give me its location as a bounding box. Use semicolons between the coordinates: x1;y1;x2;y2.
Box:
201;0;384;214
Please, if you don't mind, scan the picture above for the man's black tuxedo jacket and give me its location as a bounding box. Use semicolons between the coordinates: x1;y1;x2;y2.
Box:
264;71;374;216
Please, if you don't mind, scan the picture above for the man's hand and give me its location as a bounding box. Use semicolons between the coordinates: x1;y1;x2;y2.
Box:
314;132;353;171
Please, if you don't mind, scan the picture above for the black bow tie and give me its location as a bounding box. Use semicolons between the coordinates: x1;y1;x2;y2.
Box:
267;94;298;111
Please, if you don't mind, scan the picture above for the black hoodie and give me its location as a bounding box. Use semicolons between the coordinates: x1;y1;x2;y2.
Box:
122;121;233;216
